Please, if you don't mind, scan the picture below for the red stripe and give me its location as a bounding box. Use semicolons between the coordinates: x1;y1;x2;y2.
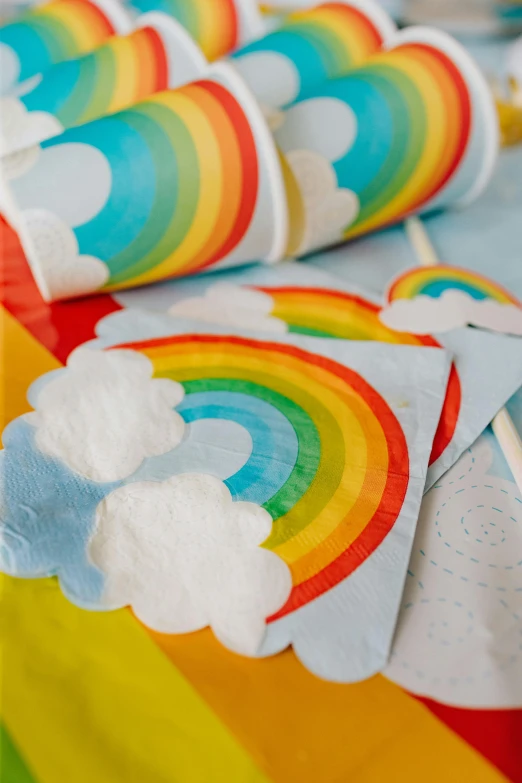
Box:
144;25;170;91
0;217;121;363
194;80;259;272
418;696;522;783
402;43;472;211
75;0;117;36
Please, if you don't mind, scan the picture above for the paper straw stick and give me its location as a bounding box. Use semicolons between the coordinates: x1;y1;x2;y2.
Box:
405;215;522;493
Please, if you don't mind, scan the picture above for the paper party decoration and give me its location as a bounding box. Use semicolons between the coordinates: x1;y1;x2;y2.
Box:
0;312;452;679
231;0;396;110
0;62;287;301
126;0;264;61
0;0;131;95
380;265;522;336
0;13;207;156
274;26;499;256
113;261;522;491
385;431;522;708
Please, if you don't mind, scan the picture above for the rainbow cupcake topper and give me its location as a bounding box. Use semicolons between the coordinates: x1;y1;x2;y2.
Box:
231;0;396;109
4;63;287;301
126;0;264;60
0;13;207;156
381;265;522;337
0;0;131;94
274;26;499;255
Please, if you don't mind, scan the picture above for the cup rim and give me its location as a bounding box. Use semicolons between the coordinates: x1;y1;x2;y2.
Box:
235;0;267;45
89;0;133;35
134;11;209;84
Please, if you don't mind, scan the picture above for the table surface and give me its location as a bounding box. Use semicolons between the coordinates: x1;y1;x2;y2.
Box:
1;33;522;783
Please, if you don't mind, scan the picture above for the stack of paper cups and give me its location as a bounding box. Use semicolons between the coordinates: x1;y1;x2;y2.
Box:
230;0;396;110
0;13;208;156
0;0;131;95
125;0;265;61
273;26;499;256
0;63;287;301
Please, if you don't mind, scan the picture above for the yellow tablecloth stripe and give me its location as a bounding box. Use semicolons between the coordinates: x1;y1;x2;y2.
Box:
0;304;508;783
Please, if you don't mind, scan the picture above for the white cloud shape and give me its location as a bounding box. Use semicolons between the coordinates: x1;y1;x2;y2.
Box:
275;97;358;163
233;50;300;109
379;290;522;337
17;209;109;300
0;42;20;95
89;473;292;655
286;149;359;255
168;283;288;332
25;347;186;482
9;141;112;228
0;97;63;157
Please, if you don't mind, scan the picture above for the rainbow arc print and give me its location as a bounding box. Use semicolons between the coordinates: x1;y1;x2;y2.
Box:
387;265;522;306
20;26;170;128
0;0;118;84
128;0;240;59
233;0;390;102
253;285;461;465
50;78;259;287
297;38;476;239
110;333;410;619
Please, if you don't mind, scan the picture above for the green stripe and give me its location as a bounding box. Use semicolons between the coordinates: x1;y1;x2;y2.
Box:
57;49;99;127
354;65;426;225
287;20;352;73
28;16;78;62
156;365;346;547
168;0;200;42
0;724;37;783
77;43;117;125
107;100;199;284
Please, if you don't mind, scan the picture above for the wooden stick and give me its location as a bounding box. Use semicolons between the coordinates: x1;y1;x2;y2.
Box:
405;215;522;494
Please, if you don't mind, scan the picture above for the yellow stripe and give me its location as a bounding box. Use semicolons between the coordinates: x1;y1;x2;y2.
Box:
44;2;108;51
145;342;388;577
124;90;223;287
0;307;61;429
0;306;269;783
1;575;270;783
107;34;140;114
349;49;448;235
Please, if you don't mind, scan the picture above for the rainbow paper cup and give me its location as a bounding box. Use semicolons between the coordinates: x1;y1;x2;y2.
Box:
0;13;207;156
0;0;131;95
126;0;264;61
0;62;287;301
273;25;499;256
230;0;396;110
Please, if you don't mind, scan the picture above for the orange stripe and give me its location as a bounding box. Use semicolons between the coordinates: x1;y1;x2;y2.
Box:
179;83;243;274
149;629;509;783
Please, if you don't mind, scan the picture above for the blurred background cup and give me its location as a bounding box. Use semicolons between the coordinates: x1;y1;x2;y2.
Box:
125;0;265;61
230;0;396;111
273;25;499;256
0;12;208;156
0;62;288;301
0;0;131;95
